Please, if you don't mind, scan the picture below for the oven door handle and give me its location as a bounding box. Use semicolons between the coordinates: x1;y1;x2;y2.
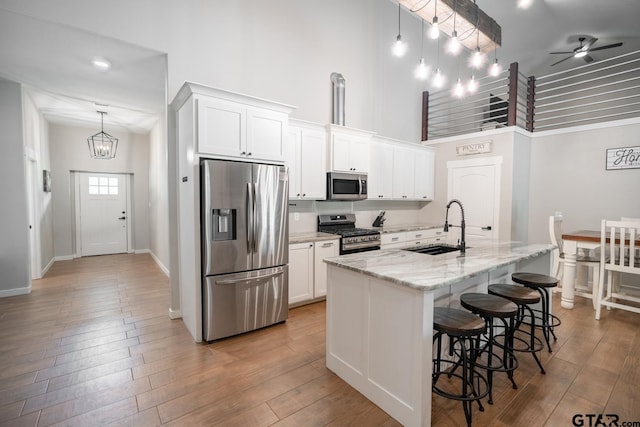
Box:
342;241;380;251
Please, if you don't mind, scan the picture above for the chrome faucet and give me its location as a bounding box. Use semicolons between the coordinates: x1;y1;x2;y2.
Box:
443;199;466;255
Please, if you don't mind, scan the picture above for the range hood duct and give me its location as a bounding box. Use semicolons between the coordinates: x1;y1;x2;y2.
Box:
331;72;345;126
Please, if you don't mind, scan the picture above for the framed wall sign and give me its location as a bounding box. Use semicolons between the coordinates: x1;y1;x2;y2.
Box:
43;170;51;192
606;146;640;170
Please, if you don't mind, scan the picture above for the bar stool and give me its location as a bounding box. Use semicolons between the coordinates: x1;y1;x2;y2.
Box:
432;307;489;427
488;284;546;374
459;293;519;405
512;272;561;352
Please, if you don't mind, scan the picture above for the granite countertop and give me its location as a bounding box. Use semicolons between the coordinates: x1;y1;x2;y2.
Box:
324;240;554;291
289;232;340;244
373;223;443;233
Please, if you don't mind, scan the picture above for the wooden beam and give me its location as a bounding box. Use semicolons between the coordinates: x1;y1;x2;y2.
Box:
507;62;518;127
422;91;429;141
526;76;536;132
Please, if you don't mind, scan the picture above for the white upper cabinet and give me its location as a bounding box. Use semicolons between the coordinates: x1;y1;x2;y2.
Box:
392;146;416;199
286;121;327;200
327;124;373;173
177;84;294;163
414;148;435;201
369;141;394;199
370;136;435;201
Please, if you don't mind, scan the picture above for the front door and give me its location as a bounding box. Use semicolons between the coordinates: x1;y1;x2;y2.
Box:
79;172;129;256
447;157;502;240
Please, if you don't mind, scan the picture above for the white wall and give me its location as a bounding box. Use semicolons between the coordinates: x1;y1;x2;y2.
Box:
527;119;640;243
0;78;30;295
0;0;432;143
49;122;151;257
148;117;169;273
22;90;55;274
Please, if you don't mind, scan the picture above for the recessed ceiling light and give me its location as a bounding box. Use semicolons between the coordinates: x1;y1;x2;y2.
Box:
517;0;534;9
91;56;111;72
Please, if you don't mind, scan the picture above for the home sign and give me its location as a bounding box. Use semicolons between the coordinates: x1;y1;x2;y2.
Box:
606;146;640;170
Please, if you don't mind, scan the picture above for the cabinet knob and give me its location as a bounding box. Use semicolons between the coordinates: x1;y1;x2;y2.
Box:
302;193;306;196
241;151;246;155
297;193;301;196
247;152;252;156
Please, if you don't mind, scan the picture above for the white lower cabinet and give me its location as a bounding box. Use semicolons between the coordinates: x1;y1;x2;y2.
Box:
380;229;448;249
289;239;339;306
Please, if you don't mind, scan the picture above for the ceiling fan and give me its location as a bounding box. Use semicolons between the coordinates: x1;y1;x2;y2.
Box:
549;36;623;67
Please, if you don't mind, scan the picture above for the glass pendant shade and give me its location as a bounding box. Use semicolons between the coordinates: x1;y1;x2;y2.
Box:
87;112;118;159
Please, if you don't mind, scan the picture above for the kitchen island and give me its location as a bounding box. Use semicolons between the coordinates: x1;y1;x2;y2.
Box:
323;240;554;427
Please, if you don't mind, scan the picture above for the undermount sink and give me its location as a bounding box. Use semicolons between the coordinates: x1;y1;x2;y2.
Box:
404;244;464;256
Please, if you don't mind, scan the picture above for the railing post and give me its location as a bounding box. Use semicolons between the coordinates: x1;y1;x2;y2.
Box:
507;62;518;127
526;75;536;132
422;91;429;141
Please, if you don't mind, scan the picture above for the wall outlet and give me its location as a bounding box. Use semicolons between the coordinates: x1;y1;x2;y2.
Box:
294;212;300;221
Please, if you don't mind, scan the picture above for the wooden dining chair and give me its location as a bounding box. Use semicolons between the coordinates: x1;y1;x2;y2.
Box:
595;219;640;320
548;215;601;308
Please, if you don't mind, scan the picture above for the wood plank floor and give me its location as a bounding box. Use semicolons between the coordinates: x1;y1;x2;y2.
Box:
1;254;639;426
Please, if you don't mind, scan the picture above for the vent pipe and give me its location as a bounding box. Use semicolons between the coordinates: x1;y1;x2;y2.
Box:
330;72;345;126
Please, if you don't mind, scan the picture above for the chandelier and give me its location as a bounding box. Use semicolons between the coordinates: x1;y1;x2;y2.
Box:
87;111;118;159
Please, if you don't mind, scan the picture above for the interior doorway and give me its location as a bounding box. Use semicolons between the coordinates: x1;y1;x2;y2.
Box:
75;172;132;256
447;156;502;240
26;152;41;279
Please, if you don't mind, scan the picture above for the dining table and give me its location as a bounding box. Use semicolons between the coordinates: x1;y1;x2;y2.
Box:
561;229;640;309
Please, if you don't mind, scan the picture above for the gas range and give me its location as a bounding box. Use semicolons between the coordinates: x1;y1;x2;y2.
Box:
317;214;381;255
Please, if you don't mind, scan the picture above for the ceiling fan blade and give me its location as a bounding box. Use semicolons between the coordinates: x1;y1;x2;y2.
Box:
589;42;623;52
583;54;594;63
551;55;573;66
584;37;598;49
549;51;574;54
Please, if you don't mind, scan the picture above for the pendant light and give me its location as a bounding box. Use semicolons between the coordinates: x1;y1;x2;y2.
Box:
467;74;479;93
489;48;502;76
392;2;408;57
87;111;118;159
431;36;446;88
445;0;461;55
428;0;439;39
469;29;486;69
414;19;430;80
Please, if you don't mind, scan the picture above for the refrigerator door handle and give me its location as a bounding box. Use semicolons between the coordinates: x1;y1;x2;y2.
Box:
252;182;258;253
246;182;254;253
215;269;284;285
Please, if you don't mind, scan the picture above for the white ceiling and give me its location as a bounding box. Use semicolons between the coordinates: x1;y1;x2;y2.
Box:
0;8;166;133
0;1;638;133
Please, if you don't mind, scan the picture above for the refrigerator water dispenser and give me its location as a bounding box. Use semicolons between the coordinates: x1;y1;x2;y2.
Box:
212;209;236;241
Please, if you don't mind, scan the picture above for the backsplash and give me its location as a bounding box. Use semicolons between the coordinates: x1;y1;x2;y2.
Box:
288;200;434;233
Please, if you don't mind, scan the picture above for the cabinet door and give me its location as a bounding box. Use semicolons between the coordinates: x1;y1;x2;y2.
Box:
286;128;301;198
392;147;415;199
331;133;352;172
299;130;326;199
289;243;314;305
314;240;339;297
369;143;393;199
349;138;370;173
380;232;407;248
414;149;435;201
246;108;286;162
197;97;245;157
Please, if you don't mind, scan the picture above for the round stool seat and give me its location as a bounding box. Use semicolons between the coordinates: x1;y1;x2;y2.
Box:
488;284;540;305
512;272;558;288
460;293;518;318
434;307;485;337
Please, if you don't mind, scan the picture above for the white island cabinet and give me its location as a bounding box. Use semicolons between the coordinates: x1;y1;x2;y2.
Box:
324;241;554;426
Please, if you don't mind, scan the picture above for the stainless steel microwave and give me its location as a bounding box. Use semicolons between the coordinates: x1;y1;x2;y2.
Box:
326;172;368;201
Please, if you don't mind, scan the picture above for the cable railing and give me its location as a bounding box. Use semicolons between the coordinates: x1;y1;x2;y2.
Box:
422;50;640;139
423;63;529;140
532;50;640;131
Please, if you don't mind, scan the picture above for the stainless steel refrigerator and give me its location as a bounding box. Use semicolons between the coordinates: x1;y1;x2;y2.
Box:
201;159;289;341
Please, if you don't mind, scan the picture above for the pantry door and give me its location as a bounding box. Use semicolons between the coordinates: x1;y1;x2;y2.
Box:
78;172;130;256
447;156;502;240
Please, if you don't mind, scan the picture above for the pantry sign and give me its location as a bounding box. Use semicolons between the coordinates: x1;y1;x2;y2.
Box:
606;146;640;170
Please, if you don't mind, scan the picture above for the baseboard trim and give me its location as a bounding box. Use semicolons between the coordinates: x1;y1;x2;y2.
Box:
0;285;31;298
168;308;182;319
149;251;170;277
55;255;74;261
134;249;149;254
41;257;55;276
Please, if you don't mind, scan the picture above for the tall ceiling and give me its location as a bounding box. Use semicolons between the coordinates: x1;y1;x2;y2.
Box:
0;8;166;133
0;0;638;133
